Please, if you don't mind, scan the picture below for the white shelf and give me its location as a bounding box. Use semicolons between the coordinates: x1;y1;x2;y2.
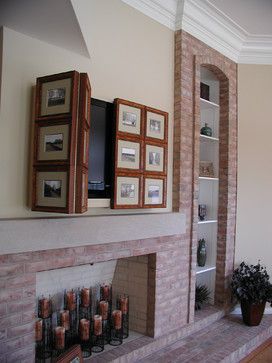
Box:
200;98;219;110
200;134;219;142
196;265;216;275
199;176;219;181
198;220;217;225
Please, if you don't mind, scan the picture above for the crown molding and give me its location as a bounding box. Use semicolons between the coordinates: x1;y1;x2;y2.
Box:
122;0;272;64
122;0;177;30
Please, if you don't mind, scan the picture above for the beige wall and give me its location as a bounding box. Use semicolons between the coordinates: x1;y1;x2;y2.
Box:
0;0;174;218
236;64;272;275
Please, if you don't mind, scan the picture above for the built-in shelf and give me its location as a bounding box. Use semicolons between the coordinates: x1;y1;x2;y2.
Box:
196;265;216;275
199;176;219;181
198;220;218;225
200;98;219;110
200;134;219;142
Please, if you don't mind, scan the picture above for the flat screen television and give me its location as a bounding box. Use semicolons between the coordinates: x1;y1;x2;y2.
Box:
88;98;113;198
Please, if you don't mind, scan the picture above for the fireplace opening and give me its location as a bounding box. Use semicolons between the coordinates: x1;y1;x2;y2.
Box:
35;254;155;358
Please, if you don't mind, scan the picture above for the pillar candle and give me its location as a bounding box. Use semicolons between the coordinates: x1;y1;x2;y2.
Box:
94;315;102;336
66;290;76;311
79;318;90;341
81;287;90;308
54;326;65;350
101;284;111;301
99;300;109;320
39;297;51;319
119;295;129;315
35;319;43;342
112;310;122;330
60;310;70;331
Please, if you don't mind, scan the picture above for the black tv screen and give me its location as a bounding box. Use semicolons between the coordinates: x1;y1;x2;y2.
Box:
88;98;113;198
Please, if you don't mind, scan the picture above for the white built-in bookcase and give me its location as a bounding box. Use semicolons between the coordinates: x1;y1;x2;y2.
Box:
196;67;220;303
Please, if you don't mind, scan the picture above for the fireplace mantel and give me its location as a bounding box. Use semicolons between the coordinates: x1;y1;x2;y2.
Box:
0;212;185;254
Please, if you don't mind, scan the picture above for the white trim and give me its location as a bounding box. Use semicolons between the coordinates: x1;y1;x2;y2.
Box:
122;0;178;30
122;0;272;64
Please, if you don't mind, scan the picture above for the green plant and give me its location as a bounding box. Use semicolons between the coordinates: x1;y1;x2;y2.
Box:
231;261;272;306
195;284;210;310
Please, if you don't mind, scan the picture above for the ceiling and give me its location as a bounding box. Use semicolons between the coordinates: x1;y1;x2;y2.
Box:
123;0;272;63
0;0;89;57
208;0;272;36
0;0;271;64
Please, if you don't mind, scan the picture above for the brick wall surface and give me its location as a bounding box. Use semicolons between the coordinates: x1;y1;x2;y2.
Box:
0;234;188;362
174;30;237;322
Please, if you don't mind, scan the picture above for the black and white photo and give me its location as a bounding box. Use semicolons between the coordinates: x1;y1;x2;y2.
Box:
45;133;63;152
43;180;62;198
148;185;160;203
149;151;160;166
121;147;136;162
150;119;161;134
121;183;135;198
47;88;66;107
122;111;136;127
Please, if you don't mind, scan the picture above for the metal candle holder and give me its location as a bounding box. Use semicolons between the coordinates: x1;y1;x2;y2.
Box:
64;289;79;346
79;318;91;358
117;294;129;339
91;315;104;353
109;310;123;346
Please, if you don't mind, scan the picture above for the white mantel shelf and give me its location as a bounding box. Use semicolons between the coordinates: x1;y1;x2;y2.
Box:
0;212;186;255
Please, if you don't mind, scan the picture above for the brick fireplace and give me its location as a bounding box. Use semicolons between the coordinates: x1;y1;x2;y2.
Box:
0;28;237;363
0;231;189;362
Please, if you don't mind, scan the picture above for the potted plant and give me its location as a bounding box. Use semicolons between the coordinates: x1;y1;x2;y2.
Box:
195;284;210;310
231;261;272;326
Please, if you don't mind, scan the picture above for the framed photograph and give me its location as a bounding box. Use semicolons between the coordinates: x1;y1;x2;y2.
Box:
56;344;83;363
199;161;214;177
144;177;166;208
36;70;79;119
114;175;142;208
115;99;144;136
32;167;73;213
36;123;70;162
145;144;165;173
145;107;168;141
117;139;141;170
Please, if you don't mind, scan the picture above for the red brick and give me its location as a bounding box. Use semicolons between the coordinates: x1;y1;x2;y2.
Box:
6;345;34;363
0;289;23;303
0;314;22;329
7;322;34;339
0;264;24;278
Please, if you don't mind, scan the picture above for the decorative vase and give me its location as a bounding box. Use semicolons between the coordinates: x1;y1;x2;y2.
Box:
198;204;207;221
240;300;266;326
201;123;212;137
197;239;207;267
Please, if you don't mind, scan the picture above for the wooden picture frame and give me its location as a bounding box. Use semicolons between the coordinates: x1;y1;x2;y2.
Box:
116;138;142;171
144;143;166;174
32;166;74;214
143;176;166;208
145;106;168;142
56;344;83;363
112;98;168;209
112;174;142;209
75;73;91;213
35;70;79;120
34;120;72;164
115;98;144;137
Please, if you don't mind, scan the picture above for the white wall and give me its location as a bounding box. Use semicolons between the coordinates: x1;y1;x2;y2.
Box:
236;64;272;275
0;0;174;218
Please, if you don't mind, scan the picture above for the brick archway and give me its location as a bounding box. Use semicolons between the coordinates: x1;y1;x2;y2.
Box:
174;30;237;322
